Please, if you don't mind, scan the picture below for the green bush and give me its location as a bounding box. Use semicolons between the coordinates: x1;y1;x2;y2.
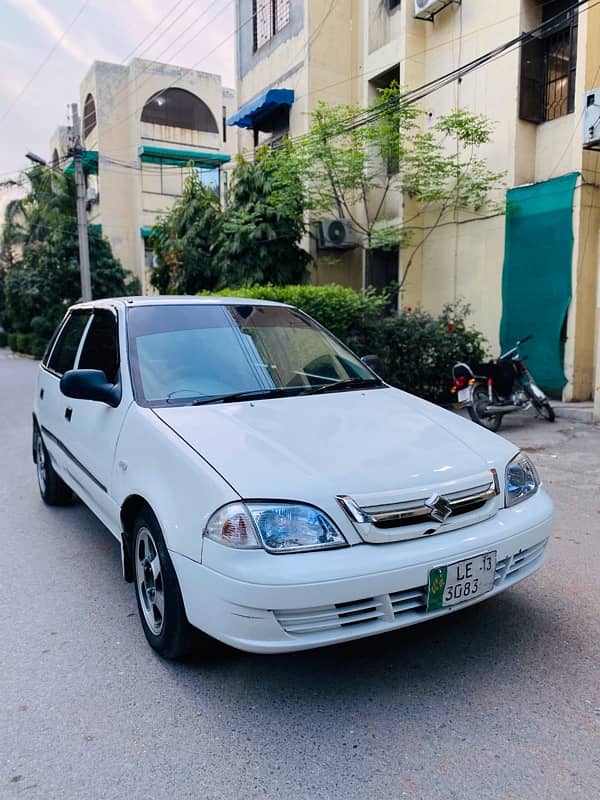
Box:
15;332;33;355
7;332;18;351
203;285;487;404
0;331;7;348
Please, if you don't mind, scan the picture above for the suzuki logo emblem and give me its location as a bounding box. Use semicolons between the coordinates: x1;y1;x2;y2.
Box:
425;493;453;523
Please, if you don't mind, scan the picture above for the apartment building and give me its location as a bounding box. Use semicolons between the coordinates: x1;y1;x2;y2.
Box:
50;58;236;292
228;0;600;412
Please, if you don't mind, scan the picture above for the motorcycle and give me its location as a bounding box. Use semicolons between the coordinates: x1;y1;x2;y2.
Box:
451;335;555;432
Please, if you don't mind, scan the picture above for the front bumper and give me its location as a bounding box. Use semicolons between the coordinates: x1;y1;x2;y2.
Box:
171;488;554;653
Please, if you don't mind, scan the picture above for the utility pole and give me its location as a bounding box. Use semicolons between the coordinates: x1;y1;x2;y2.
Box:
70;102;92;301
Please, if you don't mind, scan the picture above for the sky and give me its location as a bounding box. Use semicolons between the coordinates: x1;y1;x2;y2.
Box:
0;0;236;210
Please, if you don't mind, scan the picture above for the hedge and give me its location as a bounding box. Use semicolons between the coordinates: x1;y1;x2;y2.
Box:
204;284;487;404
0;331;7;348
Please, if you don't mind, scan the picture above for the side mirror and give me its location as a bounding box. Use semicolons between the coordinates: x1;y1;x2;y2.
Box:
60;369;121;408
361;354;381;374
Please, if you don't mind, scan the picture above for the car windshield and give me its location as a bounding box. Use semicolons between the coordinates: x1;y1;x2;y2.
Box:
126;303;380;406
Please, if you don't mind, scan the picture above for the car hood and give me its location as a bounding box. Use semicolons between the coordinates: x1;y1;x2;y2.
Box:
153;387;518;505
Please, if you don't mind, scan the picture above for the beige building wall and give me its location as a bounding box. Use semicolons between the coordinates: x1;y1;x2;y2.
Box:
68;58;235;292
232;0;599;406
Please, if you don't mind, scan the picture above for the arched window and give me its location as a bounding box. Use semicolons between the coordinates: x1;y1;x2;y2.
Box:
83;93;97;140
141;88;218;133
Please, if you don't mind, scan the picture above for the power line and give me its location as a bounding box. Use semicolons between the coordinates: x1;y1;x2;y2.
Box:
118;0;195;65
80;0;220;129
0;0;91;125
80;0;233;130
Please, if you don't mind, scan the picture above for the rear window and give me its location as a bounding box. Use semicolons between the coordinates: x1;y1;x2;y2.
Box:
46;312;91;376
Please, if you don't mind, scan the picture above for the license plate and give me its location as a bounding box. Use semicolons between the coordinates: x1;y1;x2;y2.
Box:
457;387;471;403
427;551;496;611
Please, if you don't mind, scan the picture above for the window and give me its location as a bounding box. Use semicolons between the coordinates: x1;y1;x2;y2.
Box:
253;0;290;51
142;163;221;198
141;88;218;133
387;0;401;10
78;310;119;384
197;166;220;195
519;0;578;123
46;312;91;376
83;93;97;140
222;105;227;142
126;304;372;406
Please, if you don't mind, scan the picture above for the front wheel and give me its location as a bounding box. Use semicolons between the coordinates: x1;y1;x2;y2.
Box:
132;508;194;659
533;398;555;422
468;384;503;432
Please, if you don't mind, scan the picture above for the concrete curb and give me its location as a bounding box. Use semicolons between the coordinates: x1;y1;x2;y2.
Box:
554;404;595;424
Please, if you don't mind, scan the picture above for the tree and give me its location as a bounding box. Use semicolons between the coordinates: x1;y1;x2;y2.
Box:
1;166;134;355
284;84;504;290
149;170;223;294
149;150;311;294
217;147;311;287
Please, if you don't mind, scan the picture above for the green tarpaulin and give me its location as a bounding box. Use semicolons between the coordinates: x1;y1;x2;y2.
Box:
500;172;578;397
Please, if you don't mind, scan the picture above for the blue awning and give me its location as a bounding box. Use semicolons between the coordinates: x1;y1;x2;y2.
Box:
227;88;294;129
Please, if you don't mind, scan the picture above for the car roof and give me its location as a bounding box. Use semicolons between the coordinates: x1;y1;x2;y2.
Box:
68;295;291;311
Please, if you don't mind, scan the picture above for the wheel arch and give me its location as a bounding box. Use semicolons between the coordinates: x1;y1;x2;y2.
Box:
32;413;40;463
120;494;155;582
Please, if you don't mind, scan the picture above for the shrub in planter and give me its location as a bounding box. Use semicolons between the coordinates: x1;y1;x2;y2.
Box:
377;303;487;404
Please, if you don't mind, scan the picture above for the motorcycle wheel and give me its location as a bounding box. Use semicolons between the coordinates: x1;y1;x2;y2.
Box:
533;398;555;422
468;384;503;432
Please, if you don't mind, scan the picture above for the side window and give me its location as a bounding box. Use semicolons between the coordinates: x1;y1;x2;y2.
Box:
46;312;91;376
77;310;120;384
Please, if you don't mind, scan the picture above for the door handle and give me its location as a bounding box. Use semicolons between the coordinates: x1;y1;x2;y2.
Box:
65;407;72;422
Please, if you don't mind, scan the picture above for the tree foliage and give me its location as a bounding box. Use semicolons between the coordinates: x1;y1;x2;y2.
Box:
217;147;311;286
282;85;504;288
149;171;223;294
149;150;311;294
1;166;134;357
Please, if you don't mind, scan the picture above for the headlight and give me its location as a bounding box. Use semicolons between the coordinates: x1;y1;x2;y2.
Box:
204;502;347;553
505;452;540;507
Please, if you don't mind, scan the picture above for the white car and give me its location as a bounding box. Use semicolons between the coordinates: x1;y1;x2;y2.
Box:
33;297;554;658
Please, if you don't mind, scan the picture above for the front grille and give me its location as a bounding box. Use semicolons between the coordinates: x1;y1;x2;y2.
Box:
273;540;548;637
389;587;427;617
360;479;498;529
275;598;386;635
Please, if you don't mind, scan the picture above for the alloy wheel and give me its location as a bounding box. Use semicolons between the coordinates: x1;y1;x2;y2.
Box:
135;527;165;635
36;434;47;495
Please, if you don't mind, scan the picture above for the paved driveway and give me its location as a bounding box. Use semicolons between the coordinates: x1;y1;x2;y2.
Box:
1;353;598;800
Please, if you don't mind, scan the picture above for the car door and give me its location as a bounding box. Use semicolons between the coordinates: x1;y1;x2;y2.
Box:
58;306;132;535
36;310;92;477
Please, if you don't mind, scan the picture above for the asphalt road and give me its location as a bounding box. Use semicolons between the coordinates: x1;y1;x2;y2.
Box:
1;352;598;800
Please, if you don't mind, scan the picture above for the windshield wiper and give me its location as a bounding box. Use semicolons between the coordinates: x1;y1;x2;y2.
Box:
304;377;384;395
190;387;304;406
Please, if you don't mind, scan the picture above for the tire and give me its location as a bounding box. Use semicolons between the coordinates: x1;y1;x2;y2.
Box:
34;425;72;506
467;384;503;432
132;508;194;659
535;399;555;422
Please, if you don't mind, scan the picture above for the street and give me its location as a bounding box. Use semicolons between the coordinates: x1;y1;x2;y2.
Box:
1;353;598;800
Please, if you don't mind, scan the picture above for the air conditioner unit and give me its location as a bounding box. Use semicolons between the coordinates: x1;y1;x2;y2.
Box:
414;0;456;21
583;89;600;148
318;218;354;249
86;186;98;204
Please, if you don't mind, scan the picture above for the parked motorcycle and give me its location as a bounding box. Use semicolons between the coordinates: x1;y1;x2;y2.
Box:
451;336;555;432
